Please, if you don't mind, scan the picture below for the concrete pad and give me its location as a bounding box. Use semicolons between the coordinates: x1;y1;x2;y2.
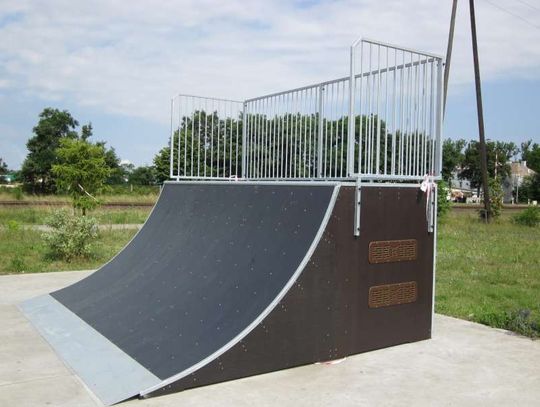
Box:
0;270;93;305
1;271;539;406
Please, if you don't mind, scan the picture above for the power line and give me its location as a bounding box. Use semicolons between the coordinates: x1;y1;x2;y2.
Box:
481;0;540;30
514;0;540;12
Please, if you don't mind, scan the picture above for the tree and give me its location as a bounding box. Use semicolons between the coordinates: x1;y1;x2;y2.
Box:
96;142;125;184
153;146;171;183
0;158;7;175
520;141;540;202
52;138;110;215
441;138;465;183
129;166;157;185
21;108;79;193
459;140;518;193
521;141;540;173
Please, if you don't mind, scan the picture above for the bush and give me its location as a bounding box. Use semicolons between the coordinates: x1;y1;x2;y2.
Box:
437;181;451;219
513;206;540;227
479;177;503;220
42;209;98;261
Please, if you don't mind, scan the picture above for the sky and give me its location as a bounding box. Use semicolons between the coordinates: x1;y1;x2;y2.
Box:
0;0;539;169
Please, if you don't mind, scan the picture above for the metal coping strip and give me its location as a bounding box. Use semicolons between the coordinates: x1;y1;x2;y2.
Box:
164;180;425;189
170;175;442;182
139;184;341;397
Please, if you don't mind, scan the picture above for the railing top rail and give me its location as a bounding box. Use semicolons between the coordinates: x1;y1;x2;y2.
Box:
358;37;444;60
172;93;243;104
244;76;349;103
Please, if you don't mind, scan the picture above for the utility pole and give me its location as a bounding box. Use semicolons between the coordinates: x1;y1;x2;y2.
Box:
443;0;458;116
469;0;491;222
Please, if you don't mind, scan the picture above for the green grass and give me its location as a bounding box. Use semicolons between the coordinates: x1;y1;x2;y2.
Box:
0;206;152;225
436;210;540;337
0;227;138;274
0;185;159;204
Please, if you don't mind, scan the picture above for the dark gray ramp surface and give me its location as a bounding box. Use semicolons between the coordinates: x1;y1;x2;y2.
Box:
50;182;336;392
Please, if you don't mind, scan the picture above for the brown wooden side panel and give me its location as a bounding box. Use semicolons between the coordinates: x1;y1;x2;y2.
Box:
148;186;433;397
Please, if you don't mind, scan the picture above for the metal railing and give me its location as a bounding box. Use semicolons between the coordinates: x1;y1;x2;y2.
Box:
170;95;243;179
348;39;444;180
170;38;443;182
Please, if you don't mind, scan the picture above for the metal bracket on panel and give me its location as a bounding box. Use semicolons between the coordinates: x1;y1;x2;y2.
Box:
354;177;361;237
427;183;437;233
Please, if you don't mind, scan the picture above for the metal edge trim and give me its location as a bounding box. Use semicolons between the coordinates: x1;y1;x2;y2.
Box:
139;184;341;397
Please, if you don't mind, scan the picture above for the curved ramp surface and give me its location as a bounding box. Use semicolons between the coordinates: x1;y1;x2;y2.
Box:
20;182;338;405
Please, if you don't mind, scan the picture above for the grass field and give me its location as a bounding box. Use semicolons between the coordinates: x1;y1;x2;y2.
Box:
0;227;138;274
0;206;152;225
0;205;538;337
436;210;540;337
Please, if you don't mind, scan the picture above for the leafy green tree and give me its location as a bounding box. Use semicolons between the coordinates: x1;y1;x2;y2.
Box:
442;138;466;183
460;140;518;194
153;145;171;183
0;158;8;175
21;108;79;193
129;166;157;185
52;138;110;215
517;141;540;202
521;141;540;173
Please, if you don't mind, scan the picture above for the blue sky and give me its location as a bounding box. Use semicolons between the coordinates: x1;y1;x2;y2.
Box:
0;0;539;169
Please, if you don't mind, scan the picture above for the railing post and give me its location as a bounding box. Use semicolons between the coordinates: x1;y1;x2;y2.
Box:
317;85;324;177
169;97;174;180
435;60;444;176
348;44;356;177
241;102;247;179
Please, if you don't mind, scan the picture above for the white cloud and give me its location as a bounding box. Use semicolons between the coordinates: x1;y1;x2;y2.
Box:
0;0;539;127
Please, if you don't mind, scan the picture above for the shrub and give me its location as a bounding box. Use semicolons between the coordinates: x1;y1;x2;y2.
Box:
42;209;98;261
513;206;540;227
9;256;27;273
479;177;503;220
6;220;20;231
13;187;23;200
437;181;451;219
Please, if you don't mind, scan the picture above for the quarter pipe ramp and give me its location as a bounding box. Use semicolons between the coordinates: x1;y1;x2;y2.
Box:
20;182;434;404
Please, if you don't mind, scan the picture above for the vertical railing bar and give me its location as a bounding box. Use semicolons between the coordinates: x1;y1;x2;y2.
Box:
340;79;346;177
398;51;405;175
176;97;182;178
169;98;174;179
190;97;195;177
317;85;324;177
384;46;389;175
328;83;334;177
436;59;444;177
417;60;422;176
422;57;428;175
358;41;364;175
277;95;282;178
293;91;298;178
270;96;275;178
229;102;233;177
375;44;381;175
391;48;397;176
285;94;290;178
308;88;313;178
323;86;328;178
348;45;355;177
429;60;435;175
407;52;413;176
242;102;247;178
197;105;201;177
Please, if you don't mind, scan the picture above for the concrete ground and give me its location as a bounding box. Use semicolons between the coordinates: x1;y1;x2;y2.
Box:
1;271;539;407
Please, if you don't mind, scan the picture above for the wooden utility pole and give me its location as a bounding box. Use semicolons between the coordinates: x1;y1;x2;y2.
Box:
469;0;491;221
443;0;458;116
